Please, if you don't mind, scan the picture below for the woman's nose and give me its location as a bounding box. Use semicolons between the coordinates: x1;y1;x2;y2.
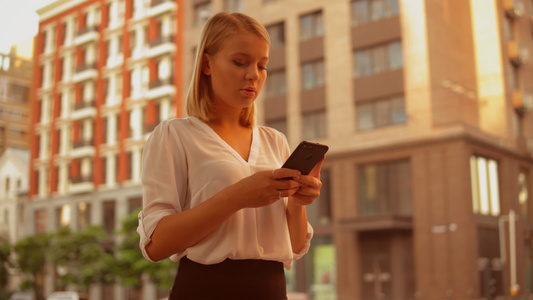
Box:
245;66;259;81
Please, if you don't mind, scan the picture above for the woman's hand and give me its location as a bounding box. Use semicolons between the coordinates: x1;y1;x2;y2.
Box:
230;168;301;210
288;157;324;206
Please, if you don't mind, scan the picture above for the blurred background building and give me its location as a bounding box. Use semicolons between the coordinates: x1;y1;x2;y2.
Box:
25;0;533;299
0;38;34;296
28;0;182;298
0;41;33;154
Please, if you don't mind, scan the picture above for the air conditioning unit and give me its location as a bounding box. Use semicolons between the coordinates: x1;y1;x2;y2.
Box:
510;43;529;66
505;0;524;18
518;47;530;64
524;93;533;110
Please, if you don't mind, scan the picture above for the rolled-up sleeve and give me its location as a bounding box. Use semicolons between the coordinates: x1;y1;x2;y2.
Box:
137;120;188;262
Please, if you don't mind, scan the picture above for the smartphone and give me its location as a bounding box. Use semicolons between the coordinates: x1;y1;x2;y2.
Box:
280;141;329;178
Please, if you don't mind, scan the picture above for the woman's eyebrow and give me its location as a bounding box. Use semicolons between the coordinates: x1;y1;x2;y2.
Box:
231;52;269;61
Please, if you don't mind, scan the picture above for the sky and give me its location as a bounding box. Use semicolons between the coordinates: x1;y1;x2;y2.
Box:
0;0;55;54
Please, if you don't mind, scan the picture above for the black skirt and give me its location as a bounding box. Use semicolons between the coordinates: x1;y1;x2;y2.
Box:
168;256;288;300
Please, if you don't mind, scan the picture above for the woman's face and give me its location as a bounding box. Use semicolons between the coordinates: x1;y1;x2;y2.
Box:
202;31;269;114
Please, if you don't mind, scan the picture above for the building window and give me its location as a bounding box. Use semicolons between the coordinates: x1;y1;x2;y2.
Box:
129;30;137;51
354;40;403;78
470;156;500;216
0;78;7;98
224;0;243;12
302;60;325;90
307;169;332;226
266;22;285;48
508;63;520;91
358;159;412;216
11;84;30;103
519;170;529;219
302;110;327;140
4;177;9;194
265;69;286;98
35;209;49;234
194;2;211;27
300;11;324;41
356;95;406;131
351;0;399;27
265;118;287;137
128;197;142;213
78;202;91;230
103;201;116;234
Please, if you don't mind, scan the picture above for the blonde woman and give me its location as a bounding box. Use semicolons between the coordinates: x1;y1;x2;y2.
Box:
137;12;324;299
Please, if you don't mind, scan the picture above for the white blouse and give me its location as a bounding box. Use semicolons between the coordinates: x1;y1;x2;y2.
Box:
137;117;313;269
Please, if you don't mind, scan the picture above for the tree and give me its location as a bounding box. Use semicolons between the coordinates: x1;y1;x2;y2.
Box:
14;233;52;300
0;236;13;299
115;208;176;292
47;225;116;292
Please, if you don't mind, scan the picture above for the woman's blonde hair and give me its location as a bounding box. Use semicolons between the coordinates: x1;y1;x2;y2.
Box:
186;12;270;128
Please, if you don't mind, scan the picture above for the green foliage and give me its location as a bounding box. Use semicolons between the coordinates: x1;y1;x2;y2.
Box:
14;234;51;277
14;233;52;300
10;207;176;296
0;236;12;289
48;225;116;289
115;208;176;289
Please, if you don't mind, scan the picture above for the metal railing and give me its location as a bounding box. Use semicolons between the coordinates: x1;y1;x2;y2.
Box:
150;0;174;7
73;100;95;110
70;173;93;184
73;138;94;148
148;35;174;48
75;62;97;73
149;76;173;89
76;25;98;37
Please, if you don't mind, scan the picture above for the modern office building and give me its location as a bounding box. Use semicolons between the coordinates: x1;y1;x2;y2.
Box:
28;0;183;298
182;0;533;299
28;0;533;299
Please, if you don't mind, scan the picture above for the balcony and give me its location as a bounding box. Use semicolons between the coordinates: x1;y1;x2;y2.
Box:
74;25;100;45
147;35;175;58
73;62;98;82
147;77;175;99
503;0;525;18
72;100;97;120
148;0;176;17
71;138;95;158
70;173;94;194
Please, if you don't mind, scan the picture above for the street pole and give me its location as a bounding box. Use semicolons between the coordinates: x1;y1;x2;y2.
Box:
498;210;519;297
509;210;519;296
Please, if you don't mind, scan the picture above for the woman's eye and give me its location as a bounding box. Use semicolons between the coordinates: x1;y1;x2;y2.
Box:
233;60;246;66
258;65;267;71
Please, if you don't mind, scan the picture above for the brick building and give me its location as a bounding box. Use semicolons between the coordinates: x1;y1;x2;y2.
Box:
28;0;183;298
26;0;533;299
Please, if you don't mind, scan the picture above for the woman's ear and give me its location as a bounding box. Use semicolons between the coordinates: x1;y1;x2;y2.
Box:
201;54;211;76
